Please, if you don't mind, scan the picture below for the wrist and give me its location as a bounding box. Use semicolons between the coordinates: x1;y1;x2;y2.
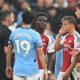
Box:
44;68;47;71
65;70;70;75
6;64;11;67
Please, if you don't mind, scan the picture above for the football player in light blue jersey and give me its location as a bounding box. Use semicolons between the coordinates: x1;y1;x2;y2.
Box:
6;11;48;80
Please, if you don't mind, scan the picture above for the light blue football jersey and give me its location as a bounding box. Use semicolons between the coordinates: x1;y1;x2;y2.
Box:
8;27;42;77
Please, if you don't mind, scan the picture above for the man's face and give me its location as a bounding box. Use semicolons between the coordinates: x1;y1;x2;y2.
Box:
75;7;80;19
0;0;4;8
21;2;30;11
44;0;53;7
37;0;44;8
62;20;71;33
36;16;47;27
10;13;15;23
48;9;57;17
5;14;14;26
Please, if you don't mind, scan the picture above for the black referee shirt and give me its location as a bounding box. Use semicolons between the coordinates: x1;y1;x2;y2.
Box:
0;24;11;70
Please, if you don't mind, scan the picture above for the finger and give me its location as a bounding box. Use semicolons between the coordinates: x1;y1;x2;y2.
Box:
44;74;48;80
69;51;74;55
6;71;12;78
43;73;45;80
68;46;74;50
8;74;12;78
69;52;75;56
46;74;48;80
69;50;79;56
6;73;11;78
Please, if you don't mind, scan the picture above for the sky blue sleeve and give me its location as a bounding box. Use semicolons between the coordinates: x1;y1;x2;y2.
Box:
35;32;43;48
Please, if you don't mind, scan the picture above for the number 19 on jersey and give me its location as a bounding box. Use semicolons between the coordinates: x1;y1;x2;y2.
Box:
15;40;31;56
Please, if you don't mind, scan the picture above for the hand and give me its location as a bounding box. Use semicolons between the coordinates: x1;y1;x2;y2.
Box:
43;69;48;80
59;28;66;36
69;48;79;56
62;72;69;80
6;66;12;78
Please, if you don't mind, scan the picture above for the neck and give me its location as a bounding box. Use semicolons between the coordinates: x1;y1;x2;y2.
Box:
22;23;31;28
2;21;9;27
68;28;75;35
39;30;44;34
45;29;50;33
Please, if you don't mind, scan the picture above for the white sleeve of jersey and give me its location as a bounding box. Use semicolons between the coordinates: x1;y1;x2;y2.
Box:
74;32;80;52
60;35;66;45
47;41;55;53
45;33;55;53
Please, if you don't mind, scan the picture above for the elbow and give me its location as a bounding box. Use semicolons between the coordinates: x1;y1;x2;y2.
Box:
38;51;45;57
38;51;45;59
4;47;9;54
4;47;11;55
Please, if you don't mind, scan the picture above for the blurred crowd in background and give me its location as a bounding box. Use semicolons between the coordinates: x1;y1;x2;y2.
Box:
0;0;80;33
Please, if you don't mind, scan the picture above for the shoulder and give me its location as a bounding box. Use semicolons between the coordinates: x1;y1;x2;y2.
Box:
30;29;40;35
44;31;50;37
0;25;7;31
74;31;80;37
10;28;20;36
74;31;80;42
12;28;21;33
0;25;11;35
9;28;21;39
42;34;49;40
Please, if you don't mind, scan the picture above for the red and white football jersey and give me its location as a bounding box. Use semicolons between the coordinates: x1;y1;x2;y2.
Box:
38;34;49;69
44;31;55;53
61;31;80;72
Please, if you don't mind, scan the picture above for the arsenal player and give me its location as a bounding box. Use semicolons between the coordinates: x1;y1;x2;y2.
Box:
35;12;49;80
54;16;80;80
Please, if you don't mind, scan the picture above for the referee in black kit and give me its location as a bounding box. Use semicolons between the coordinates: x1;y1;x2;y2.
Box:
0;10;12;80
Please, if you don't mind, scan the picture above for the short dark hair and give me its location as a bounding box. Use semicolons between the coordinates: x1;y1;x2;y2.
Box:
35;12;48;20
48;6;57;11
76;2;80;9
0;10;11;22
61;16;77;27
18;0;29;5
22;11;34;24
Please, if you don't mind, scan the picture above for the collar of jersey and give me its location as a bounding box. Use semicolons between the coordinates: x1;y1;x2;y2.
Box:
21;26;31;29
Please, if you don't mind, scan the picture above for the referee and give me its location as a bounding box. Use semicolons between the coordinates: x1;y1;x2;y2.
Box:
0;10;12;80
